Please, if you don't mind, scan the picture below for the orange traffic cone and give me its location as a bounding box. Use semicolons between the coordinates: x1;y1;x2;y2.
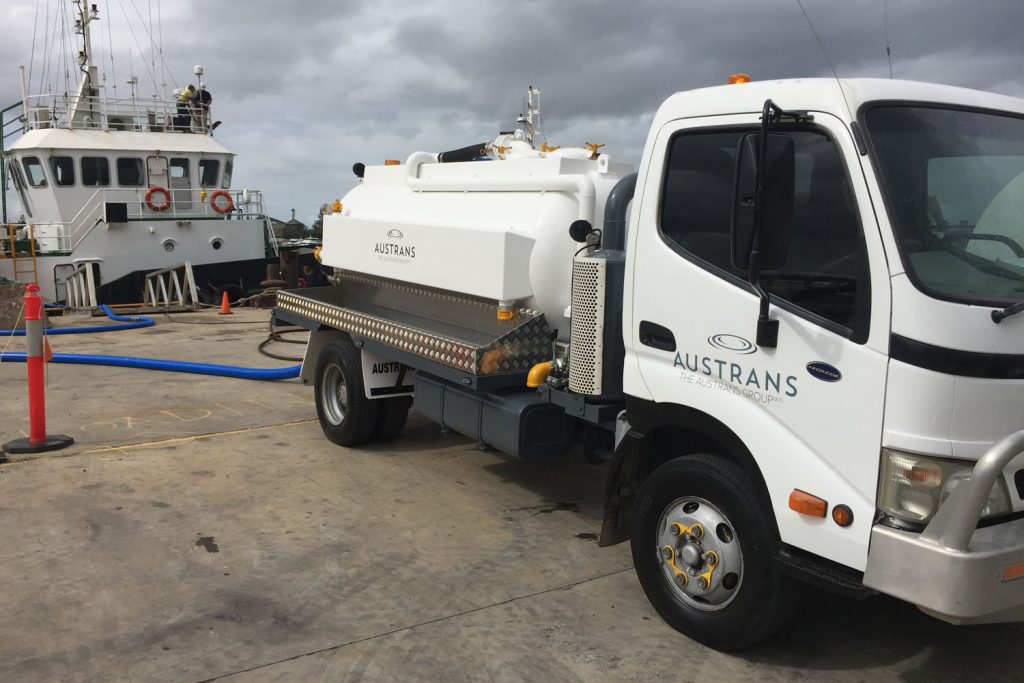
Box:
217;291;233;315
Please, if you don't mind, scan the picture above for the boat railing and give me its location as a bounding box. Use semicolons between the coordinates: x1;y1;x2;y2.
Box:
19;93;213;135
4;188;266;255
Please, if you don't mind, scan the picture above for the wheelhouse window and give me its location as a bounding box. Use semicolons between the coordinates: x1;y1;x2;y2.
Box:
116;157;145;186
865;106;1024;307
22;156;46;187
659;128;869;338
81;157;111;186
49;156;75;186
198;159;220;187
222;158;232;188
7;160;33;217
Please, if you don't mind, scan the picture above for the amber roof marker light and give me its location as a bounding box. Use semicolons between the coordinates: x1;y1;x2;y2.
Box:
727;73;752;84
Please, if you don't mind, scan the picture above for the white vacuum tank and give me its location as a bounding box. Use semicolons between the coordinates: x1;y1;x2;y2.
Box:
320;148;633;340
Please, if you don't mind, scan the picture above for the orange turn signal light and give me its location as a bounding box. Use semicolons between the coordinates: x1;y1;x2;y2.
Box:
789;489;827;518
727;73;752;84
384;159;400;166
831;504;854;527
1002;561;1024;582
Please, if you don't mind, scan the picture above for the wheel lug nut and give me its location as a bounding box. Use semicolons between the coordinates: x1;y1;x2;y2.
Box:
661;547;672;560
697;577;709;590
674;574;687;587
670;524;682;537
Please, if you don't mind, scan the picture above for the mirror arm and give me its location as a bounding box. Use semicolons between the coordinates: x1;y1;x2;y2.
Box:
749;100;780;349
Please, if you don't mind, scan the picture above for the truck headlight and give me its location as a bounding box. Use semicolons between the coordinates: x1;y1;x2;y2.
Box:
877;449;1012;528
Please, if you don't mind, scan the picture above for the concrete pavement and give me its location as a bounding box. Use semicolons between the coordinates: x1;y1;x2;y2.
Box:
1;309;1022;682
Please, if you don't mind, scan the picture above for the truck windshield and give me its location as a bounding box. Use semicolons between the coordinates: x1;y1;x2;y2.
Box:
865;106;1024;306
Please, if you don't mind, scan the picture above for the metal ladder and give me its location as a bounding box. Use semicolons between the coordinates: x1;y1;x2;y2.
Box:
1;223;39;285
143;261;200;309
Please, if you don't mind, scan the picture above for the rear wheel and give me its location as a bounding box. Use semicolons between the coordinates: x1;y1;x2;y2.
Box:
314;339;378;447
372;396;412;442
631;454;798;650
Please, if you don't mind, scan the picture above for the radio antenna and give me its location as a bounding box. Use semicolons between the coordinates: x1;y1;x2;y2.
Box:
794;0;855;120
883;0;895;79
794;0;840;83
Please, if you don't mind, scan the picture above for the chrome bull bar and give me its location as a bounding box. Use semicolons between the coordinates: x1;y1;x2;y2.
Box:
864;429;1024;624
921;430;1024;551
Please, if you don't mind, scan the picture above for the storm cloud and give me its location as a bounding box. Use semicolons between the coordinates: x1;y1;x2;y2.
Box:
2;0;1022;223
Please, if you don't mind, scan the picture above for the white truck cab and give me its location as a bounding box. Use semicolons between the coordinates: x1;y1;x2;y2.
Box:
615;78;1024;646
277;78;1024;650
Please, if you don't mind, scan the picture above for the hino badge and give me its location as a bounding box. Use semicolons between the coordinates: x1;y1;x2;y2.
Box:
275;78;1024;650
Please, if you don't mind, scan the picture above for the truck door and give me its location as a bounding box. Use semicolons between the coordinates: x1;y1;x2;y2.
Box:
626;113;892;570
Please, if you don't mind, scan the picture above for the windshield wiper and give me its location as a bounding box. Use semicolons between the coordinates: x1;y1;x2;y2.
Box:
992;300;1024;324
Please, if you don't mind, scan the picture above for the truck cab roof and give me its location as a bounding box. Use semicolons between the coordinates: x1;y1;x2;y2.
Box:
653;78;1024;127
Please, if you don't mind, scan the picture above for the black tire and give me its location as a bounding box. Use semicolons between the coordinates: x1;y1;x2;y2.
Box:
196;286;217;306
215;283;243;303
371;396;412;442
631;454;798;651
314;339;379;447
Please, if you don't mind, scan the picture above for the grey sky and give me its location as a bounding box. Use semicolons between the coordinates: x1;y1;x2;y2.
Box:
3;0;1023;224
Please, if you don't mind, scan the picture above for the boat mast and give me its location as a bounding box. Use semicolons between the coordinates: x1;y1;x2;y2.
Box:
69;1;101;126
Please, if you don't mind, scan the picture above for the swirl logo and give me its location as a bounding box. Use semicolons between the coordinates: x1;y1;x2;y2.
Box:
707;334;757;355
387;228;404;239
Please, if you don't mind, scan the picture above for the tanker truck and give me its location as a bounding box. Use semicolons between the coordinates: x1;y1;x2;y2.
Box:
275;79;1024;650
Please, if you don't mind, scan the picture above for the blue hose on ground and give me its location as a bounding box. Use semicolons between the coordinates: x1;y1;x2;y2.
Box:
0;351;300;381
0;304;154;336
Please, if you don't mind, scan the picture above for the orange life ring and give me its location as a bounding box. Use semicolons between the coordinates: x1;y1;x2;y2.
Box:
145;186;171;212
210;190;234;215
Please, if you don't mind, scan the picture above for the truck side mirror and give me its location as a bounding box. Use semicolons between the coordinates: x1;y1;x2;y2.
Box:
731;133;795;271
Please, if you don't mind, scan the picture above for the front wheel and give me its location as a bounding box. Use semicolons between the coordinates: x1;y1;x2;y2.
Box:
314;339;379;447
631;454;798;650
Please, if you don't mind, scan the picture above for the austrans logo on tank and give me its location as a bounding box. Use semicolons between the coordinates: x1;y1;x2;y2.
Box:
374;228;416;264
671;333;799;406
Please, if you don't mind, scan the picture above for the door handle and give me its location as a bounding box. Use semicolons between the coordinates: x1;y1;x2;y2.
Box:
639;321;676;352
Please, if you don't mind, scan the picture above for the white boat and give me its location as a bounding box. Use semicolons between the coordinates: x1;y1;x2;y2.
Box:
1;1;276;306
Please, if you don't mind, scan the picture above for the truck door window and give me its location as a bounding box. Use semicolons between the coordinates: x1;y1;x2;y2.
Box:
659;129;870;339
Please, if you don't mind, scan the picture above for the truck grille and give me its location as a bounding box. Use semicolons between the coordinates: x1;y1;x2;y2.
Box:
569;255;605;396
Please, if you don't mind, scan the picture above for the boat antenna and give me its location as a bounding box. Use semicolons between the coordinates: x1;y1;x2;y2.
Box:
515;85;541;146
883;0;895;79
27;0;41;97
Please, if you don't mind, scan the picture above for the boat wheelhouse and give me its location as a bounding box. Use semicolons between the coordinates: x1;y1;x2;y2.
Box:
1;1;276;305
